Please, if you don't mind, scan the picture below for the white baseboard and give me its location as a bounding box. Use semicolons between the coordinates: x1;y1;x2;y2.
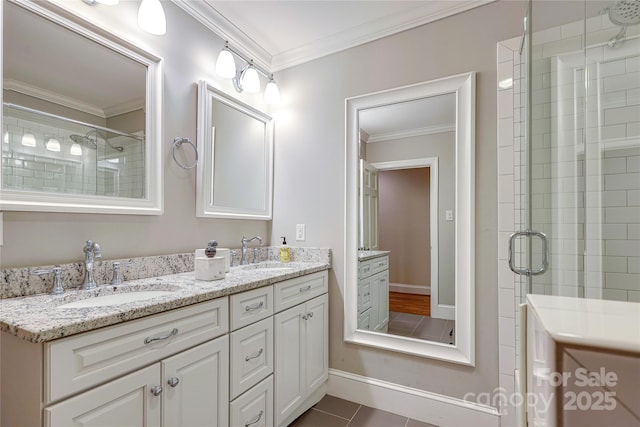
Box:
389;283;430;295
327;369;500;427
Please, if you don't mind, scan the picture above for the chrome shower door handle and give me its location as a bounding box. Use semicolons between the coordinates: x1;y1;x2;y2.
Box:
508;230;549;276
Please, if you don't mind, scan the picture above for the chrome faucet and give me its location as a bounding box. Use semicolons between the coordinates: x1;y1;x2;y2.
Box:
240;235;262;265
82;240;102;290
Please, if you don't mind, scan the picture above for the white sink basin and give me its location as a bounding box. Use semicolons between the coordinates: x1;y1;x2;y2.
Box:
57;291;174;309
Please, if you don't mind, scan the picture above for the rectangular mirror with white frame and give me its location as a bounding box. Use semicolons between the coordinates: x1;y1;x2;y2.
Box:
0;0;163;215
196;80;274;220
345;72;476;366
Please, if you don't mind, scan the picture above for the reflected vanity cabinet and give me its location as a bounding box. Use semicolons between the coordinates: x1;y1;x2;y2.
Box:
357;254;389;333
0;270;329;427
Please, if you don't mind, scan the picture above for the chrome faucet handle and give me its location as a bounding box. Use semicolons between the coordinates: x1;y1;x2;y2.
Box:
111;261;133;286
32;266;64;295
252;247;258;263
230;250;237;267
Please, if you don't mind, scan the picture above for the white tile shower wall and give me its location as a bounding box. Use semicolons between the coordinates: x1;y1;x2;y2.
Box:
497;12;640;427
2;114;144;198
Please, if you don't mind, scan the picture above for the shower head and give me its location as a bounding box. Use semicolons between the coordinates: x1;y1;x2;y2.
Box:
69;130;124;152
69;133;97;149
606;0;640;48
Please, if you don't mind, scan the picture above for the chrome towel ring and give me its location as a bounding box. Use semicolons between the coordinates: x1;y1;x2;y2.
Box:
171;137;198;170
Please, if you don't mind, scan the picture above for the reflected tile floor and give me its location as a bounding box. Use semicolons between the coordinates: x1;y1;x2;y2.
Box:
291;395;440;427
387;311;455;344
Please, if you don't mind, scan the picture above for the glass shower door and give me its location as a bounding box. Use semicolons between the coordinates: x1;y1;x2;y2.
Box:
513;0;640;303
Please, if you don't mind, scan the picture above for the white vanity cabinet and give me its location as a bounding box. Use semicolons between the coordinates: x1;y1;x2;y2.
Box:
1;269;330;427
357;254;389;333
45;336;229;427
273;272;329;427
1;298;230;427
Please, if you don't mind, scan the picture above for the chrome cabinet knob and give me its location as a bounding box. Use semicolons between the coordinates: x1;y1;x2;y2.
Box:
167;377;180;387
150;385;163;396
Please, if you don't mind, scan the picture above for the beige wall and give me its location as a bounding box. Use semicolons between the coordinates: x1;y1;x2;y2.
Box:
368;132;456;305
378;168;431;290
271;0;525;399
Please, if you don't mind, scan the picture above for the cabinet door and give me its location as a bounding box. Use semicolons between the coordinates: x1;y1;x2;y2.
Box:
45;364;161;427
162;336;229;427
274;303;306;426
304;294;328;394
376;271;389;331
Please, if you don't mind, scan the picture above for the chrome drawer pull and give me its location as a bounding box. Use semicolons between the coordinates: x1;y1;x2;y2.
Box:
245;410;264;427
150;385;163;396
144;328;178;344
299;285;311;293
245;348;264;362
245;301;264;312
167;377;180;388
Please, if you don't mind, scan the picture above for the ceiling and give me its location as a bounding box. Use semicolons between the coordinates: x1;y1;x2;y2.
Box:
174;0;495;71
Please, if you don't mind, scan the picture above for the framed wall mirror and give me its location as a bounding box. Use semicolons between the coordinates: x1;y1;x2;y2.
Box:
1;0;163;215
345;72;476;365
196;80;274;220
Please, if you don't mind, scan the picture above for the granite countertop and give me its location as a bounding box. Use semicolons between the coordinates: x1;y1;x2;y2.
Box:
357;250;391;261
0;261;330;344
527;294;640;354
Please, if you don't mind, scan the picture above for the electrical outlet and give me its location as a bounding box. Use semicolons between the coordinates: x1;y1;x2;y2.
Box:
445;210;453;221
296;224;306;241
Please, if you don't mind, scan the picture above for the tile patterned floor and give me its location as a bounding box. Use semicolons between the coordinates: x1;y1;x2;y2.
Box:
386;311;455;344
290;395;439;427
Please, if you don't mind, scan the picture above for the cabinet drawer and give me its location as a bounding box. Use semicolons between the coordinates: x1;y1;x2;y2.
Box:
45;297;228;403
358;259;373;279
357;279;372;314
371;256;389;275
358;307;372;330
230;317;273;400
230;375;273;427
273;271;328;313
231;285;274;331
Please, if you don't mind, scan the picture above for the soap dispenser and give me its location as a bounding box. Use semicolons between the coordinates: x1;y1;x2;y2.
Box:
279;236;291;263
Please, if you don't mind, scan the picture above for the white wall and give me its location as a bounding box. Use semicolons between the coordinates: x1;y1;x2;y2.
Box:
271;0;525;400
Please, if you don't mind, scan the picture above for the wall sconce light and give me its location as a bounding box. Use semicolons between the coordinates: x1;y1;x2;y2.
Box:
83;0;166;35
70;142;83;156
137;0;166;35
216;42;281;104
21;132;36;147
46;138;61;152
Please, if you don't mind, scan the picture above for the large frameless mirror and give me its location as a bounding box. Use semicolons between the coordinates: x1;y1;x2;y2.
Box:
1;0;163;215
196;80;273;220
345;72;476;365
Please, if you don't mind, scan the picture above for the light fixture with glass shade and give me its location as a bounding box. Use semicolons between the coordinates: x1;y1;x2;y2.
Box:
264;75;281;105
137;0;166;35
215;43;236;79
3;132;9;144
216;41;280;104
46;137;61;152
70;142;83;156
22;132;36;147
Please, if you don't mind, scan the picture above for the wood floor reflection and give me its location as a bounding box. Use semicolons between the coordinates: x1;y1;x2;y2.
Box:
388;292;430;316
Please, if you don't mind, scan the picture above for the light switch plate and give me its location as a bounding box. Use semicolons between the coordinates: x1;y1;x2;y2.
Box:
296;224;306;241
445;210;453;221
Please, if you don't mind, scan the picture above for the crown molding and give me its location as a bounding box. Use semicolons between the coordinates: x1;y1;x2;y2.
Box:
172;0;494;72
170;0;272;72
270;0;496;71
4;79;106;118
103;98;145;118
367;124;455;143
